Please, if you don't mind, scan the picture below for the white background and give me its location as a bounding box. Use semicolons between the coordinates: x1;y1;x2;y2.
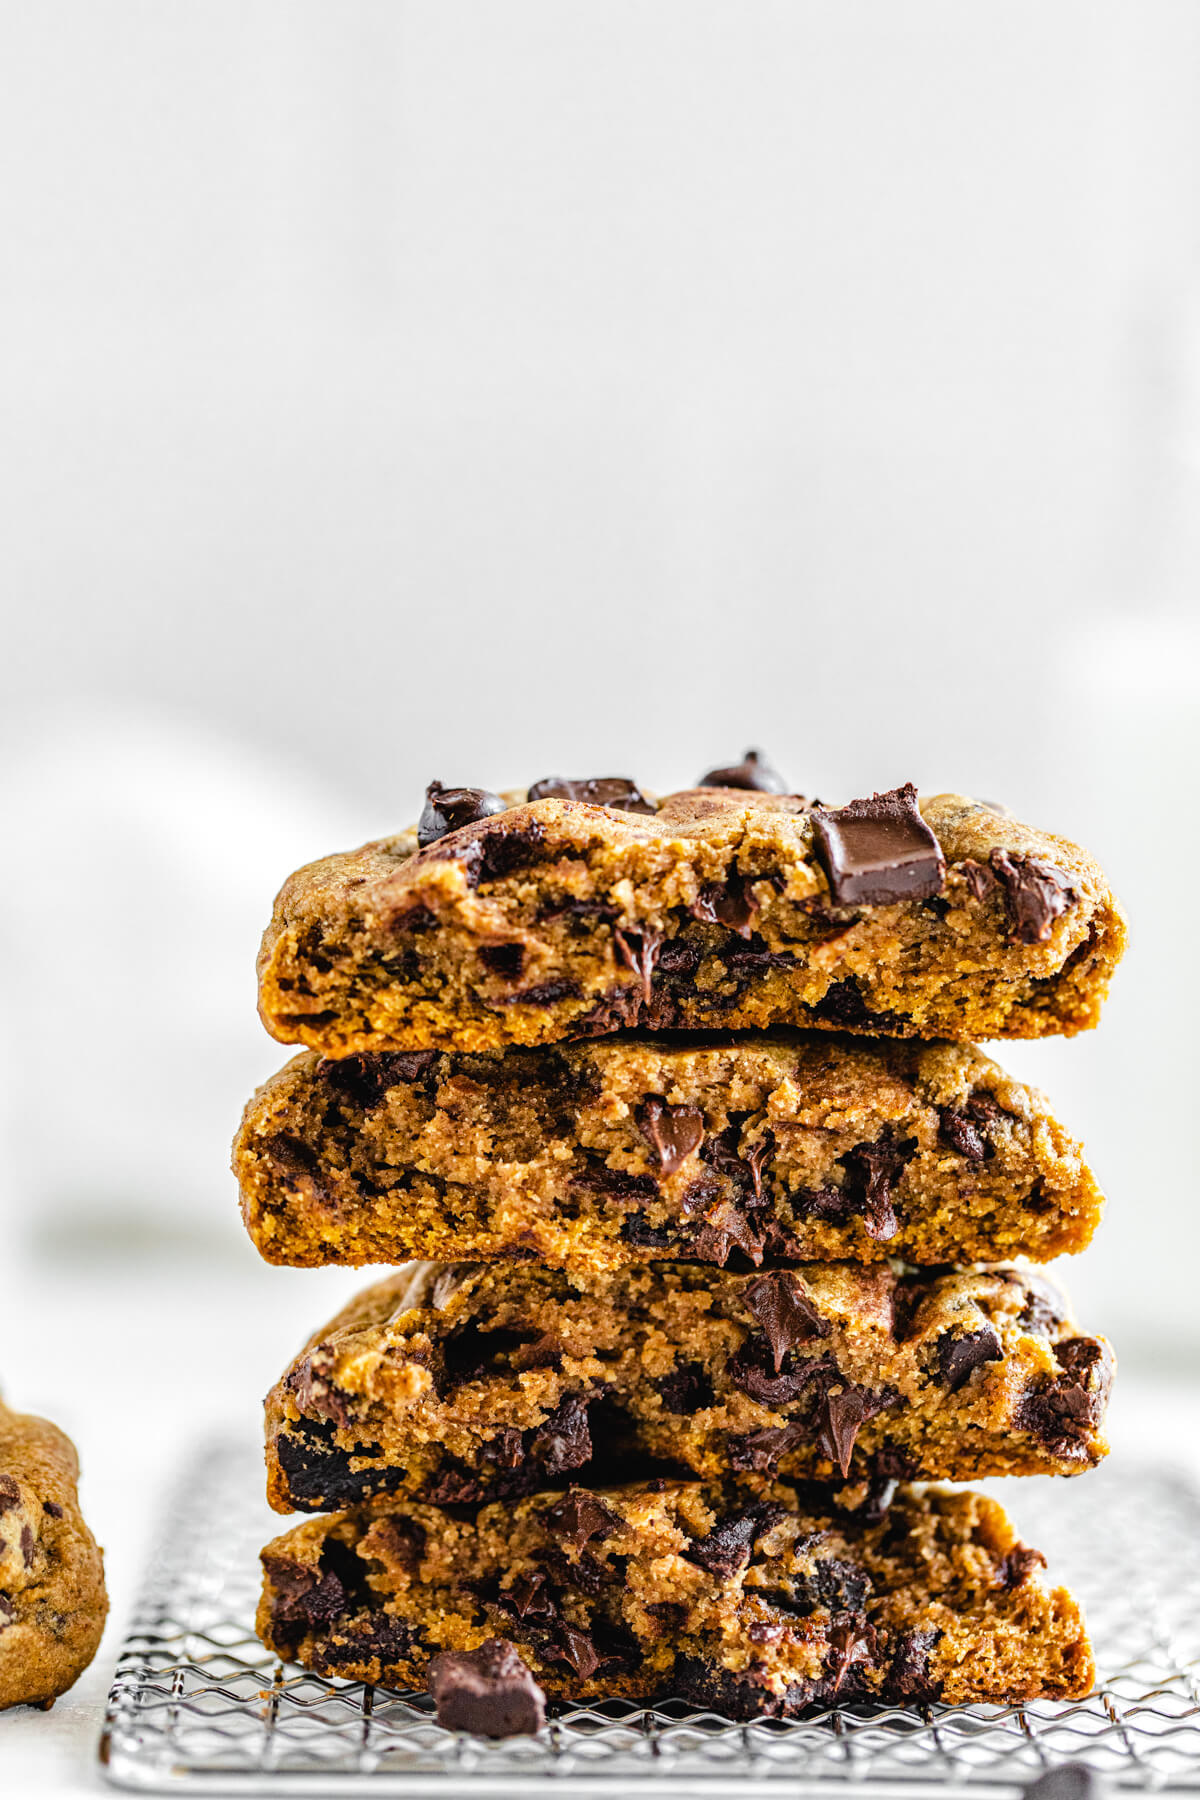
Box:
1;4;1198;1789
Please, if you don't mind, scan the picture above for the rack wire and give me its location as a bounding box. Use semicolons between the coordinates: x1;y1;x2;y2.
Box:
100;1441;1200;1794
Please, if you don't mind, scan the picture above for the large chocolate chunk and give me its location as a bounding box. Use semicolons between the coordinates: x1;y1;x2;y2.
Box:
810;784;946;907
814;1383;898;1478
1017;1337;1112;1457
527;775;655;815
727;1343;837;1407
543;1489;621;1554
430;1638;546;1738
690;875;759;937
528;1394;594;1476
744;1272;829;1370
887;1627;943;1700
684;1502;784;1578
936;1325;1003;1393
825;1616;877;1692
841;1130;917;1241
637;1097;705;1175
417;781;507;848
317;1050;438;1106
697;749;789;794
988;849;1075;944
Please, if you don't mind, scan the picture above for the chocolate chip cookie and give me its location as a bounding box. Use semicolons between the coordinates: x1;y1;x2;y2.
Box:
257;1478;1094;1709
235;1032;1102;1271
0;1397;107;1709
256;781;1125;1055
264;1261;1112;1512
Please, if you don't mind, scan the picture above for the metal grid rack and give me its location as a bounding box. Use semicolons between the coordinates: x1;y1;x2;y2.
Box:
100;1441;1200;1795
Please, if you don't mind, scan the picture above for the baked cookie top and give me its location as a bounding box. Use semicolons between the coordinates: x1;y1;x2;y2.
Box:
257;767;1126;1053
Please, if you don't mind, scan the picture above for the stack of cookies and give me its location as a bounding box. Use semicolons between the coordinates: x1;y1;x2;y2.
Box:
235;755;1125;1727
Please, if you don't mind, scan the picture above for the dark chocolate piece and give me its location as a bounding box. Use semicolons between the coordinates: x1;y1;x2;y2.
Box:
417;781;507;848
527;776;655;815
987;849;1075;944
543;1489;620;1554
697;749;789;794
684;1502;784;1578
637;1097;705;1175
810;784;946;907
996;1543;1047;1589
936;1326;1003;1393
430;1637;546;1737
743;1272;829;1369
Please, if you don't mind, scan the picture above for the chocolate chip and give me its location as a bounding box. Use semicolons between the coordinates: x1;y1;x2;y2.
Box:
430;1638;547;1738
620;1213;676;1250
0;1477;18;1516
653;1362;715;1413
42;1501;63;1519
613;928;663;1003
261;1552;349;1627
637;1097;705;1175
814;1383;898;1479
986;849;1076;944
684;1503;785;1578
744;1272;829;1369
840;1130;917;1241
263;1132;330;1199
529;1394;593;1476
996;1543;1047;1589
498;977;581;1007
549;1623;601;1679
475;825;547;884
371;1515;427;1574
689;1198;766;1267
690;876;759;937
528;776;655;815
543;1489;620;1553
317;1051;438;1106
810;784;946;907
813;978;900;1031
936;1325;1003;1393
697;750;789;794
937;1098;1005;1162
275;1419;405;1510
0;1595;13;1628
1014;1271;1068;1335
418;781;507;848
728;1343;838;1407
1021;1766;1106;1800
478;942;526;981
481;1428;525;1470
887;1627;943;1700
20;1525;34;1567
1016;1337;1113;1457
501;1571;557;1620
727;1420;811;1474
826;1616;876;1691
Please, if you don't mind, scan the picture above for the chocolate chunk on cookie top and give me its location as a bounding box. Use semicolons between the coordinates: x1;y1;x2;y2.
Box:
810;785;946;906
256;780;1125;1054
257;1481;1095;1709
430;1638;546;1736
262;1259;1112;1513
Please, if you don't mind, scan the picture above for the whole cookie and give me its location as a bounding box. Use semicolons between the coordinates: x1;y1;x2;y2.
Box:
0;1397;108;1709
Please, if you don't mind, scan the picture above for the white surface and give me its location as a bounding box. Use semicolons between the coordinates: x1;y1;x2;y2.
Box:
0;1255;1197;1797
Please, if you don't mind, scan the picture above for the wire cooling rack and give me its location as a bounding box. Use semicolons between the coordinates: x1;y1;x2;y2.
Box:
100;1441;1200;1796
